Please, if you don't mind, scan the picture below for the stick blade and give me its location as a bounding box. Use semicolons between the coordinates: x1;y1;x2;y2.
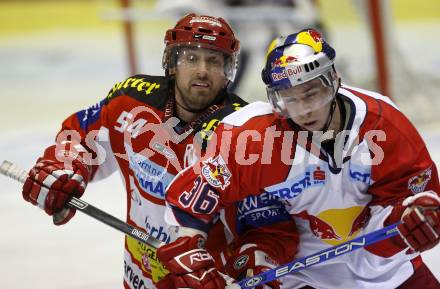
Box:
0;160;28;183
0;160;13;175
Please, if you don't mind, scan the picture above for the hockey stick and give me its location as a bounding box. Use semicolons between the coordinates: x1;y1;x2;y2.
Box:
0;160;403;289
226;222;399;289
0;160;235;284
0;160;164;249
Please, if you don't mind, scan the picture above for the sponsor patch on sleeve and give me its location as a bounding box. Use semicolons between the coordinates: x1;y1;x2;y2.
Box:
76;99;105;130
201;155;232;190
408;167;432;194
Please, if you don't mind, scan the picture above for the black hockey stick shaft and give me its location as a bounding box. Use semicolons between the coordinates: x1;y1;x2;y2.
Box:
0;160;163;249
66;197;163;248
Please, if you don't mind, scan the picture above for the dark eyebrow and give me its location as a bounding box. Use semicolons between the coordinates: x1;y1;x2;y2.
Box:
207;54;222;59
207;51;222;57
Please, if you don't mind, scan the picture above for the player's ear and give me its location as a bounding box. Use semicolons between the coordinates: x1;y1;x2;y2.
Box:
169;66;177;76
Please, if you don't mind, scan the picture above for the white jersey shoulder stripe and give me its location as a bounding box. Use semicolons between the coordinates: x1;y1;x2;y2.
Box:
340;84;399;110
222;101;272;126
332;86;368;161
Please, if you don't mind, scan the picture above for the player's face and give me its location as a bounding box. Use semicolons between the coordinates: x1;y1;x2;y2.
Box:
278;78;334;131
175;47;227;110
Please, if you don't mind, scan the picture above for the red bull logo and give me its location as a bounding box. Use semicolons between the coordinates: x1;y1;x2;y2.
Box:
304;213;342;240
271;66;303;81
202;155;232;190
207;163;228;187
271;55;298;69
408;167;432;194
296;30;323;53
308;29;323;43
348;207;371;237
297;206;370;246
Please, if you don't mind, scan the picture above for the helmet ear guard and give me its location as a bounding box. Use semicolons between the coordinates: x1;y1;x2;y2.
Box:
261;67;271;86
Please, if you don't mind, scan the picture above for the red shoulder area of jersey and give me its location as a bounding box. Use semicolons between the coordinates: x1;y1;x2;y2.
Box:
212;101;295;197
342;85;425;150
342;85;434;192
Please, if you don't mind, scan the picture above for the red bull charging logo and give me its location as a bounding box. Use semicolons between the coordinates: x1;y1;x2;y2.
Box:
202;155;232;190
298;206;371;246
408;167;432;194
296;30;323;53
271;55;298;69
308;29;323;43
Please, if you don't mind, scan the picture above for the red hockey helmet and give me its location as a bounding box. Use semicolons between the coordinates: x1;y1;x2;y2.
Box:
162;13;240;82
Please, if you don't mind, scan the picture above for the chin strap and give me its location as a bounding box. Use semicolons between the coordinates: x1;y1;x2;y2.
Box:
320;96;337;132
320;71;341;132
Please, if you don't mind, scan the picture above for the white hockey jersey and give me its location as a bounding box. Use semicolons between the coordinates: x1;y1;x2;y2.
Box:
165;84;440;289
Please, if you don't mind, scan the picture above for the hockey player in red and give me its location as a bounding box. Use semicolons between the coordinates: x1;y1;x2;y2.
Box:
160;29;440;288
17;13;294;289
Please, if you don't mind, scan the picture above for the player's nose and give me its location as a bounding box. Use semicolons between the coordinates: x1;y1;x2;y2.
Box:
196;60;209;75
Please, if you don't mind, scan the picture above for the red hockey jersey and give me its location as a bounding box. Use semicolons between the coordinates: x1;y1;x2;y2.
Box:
56;74;253;289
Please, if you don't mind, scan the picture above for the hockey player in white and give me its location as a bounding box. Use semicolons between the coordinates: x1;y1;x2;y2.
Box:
259;28;440;289
159;29;440;288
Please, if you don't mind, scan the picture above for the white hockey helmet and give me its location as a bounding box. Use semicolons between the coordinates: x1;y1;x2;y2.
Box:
262;29;338;118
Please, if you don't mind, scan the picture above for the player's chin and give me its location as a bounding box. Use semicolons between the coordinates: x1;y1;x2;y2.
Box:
305;123;324;132
193;100;213;110
190;89;214;101
184;94;209;108
297;121;322;132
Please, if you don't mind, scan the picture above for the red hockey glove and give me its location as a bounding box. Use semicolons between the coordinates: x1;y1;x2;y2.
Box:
225;244;281;289
395;191;440;253
154;274;174;289
157;234;226;289
22;145;91;225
